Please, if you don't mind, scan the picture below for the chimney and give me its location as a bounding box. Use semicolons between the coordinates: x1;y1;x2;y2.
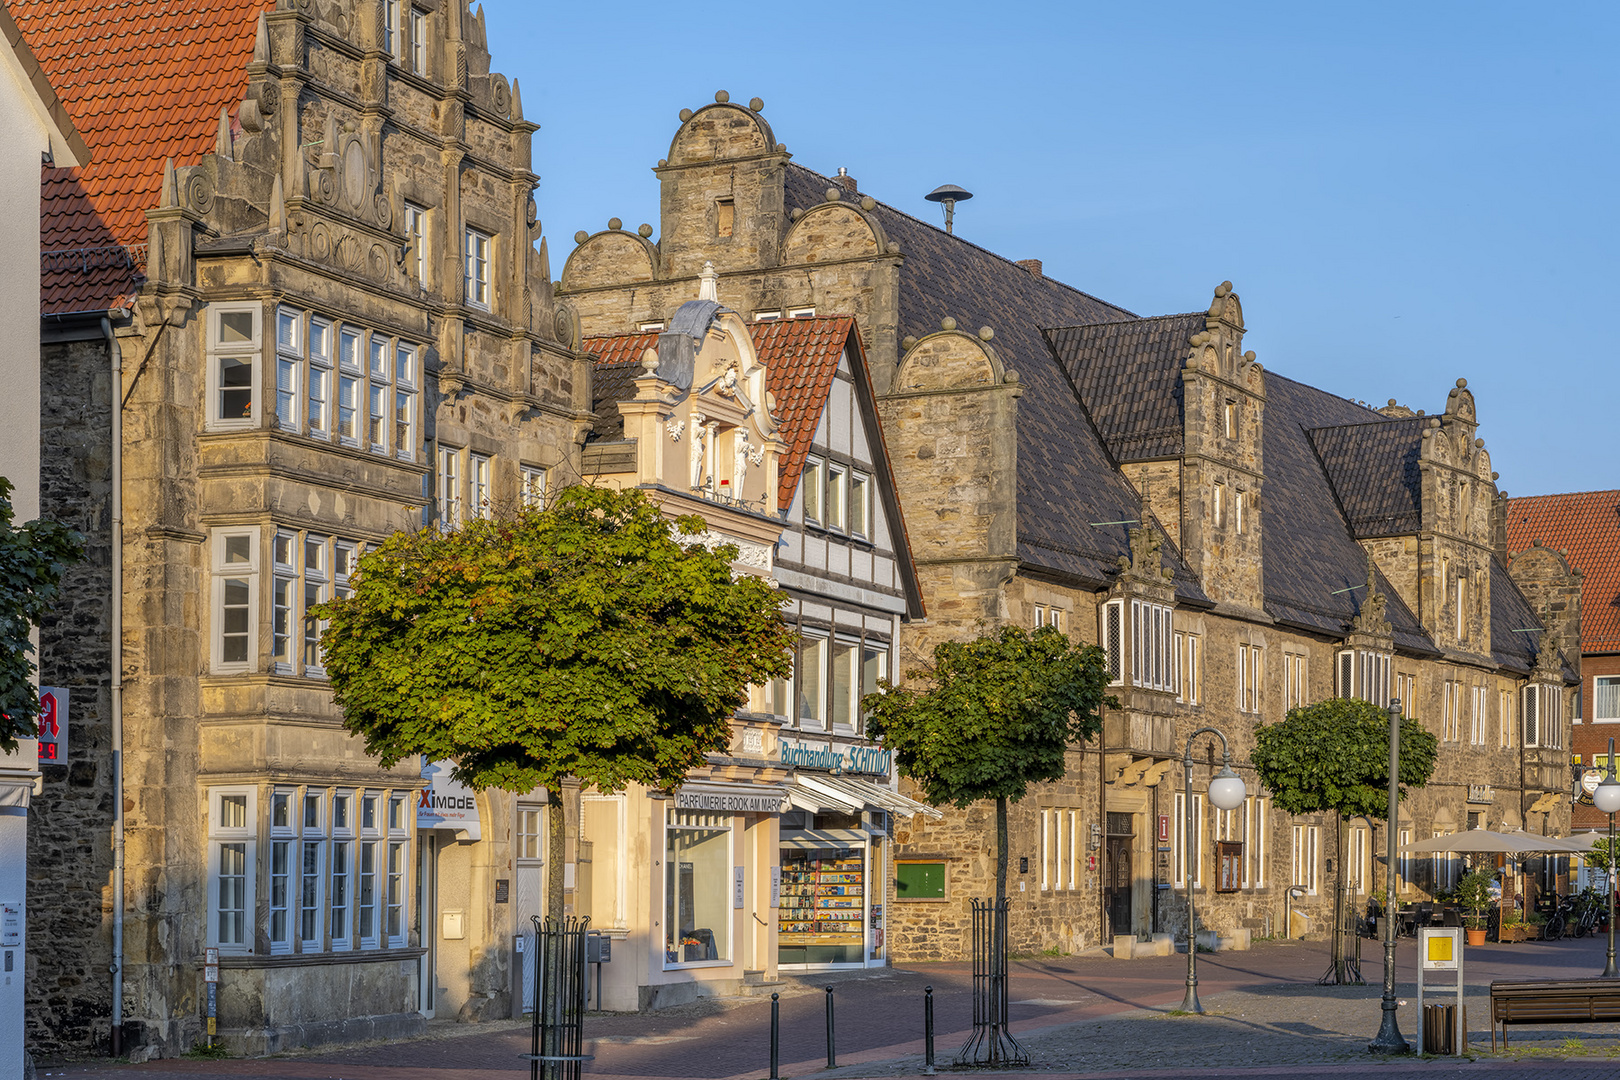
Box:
1016;259;1043;279
836;166;856;193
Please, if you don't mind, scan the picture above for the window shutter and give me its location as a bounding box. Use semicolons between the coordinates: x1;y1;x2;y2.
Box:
1104;601;1123;684
1337;650;1353;699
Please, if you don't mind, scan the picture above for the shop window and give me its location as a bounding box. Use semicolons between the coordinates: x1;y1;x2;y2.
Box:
896;861;945;900
664;810;731;966
208;787;256;952
208;304;260;429
780;847;866;965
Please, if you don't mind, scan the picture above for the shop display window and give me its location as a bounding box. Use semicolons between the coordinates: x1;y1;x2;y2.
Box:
779;847;866;965
664;810;731;966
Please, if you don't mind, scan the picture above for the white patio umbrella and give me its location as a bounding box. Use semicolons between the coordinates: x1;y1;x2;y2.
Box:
1401;829;1548;855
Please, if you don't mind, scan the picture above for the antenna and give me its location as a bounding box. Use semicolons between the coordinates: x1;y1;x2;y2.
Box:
924;183;973;235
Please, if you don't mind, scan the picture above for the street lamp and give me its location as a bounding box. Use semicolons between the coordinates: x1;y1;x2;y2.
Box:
1368;698;1409;1055
1593;736;1620;978
1180;726;1247;1015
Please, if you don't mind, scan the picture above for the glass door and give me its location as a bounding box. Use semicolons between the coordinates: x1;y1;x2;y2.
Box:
416;833;437;1017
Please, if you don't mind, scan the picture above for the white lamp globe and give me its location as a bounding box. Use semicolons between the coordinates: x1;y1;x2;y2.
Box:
1208;765;1247;811
1595;775;1620;816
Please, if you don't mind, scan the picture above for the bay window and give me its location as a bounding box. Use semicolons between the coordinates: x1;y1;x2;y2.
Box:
211;528;260;673
208;304;260;429
207;787;256;952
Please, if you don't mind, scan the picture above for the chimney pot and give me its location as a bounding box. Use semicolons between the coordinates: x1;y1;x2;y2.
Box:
837;167;856;192
1016;259;1043;279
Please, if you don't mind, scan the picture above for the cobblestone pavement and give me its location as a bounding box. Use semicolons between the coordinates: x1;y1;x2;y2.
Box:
37;935;1620;1080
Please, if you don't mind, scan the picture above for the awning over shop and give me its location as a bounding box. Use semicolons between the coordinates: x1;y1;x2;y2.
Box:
786;772;943;821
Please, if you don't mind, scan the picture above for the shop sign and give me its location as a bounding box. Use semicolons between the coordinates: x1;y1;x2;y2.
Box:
674;788;786;813
418;759;483;839
37;687;66;763
779;738;891;777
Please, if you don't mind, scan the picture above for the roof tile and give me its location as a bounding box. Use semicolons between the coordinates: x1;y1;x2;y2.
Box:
1507;490;1620;651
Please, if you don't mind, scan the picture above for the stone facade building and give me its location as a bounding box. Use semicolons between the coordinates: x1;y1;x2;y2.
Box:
19;0;589;1057
559;93;1581;961
1507;491;1620;833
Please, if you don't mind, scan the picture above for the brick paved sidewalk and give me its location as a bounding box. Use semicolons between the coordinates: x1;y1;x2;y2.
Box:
36;936;1620;1080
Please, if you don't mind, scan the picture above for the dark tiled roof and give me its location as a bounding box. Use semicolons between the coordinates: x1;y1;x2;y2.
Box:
783;165;1209;601
1256;374;1434;653
1508;490;1620;651
579;331;656;441
1044;313;1205;462
1490;557;1544;673
751;316;855;511
15;0;273;314
1308;417;1426;537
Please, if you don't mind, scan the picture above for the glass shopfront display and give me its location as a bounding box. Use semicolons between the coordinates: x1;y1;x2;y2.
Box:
664;810;731;966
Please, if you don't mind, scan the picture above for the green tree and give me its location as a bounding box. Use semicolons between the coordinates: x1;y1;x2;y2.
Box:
1251;697;1438;981
0;477;83;753
318;484;795;917
863;625;1115;902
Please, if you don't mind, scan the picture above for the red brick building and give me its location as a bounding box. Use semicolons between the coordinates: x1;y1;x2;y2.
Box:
1508;491;1620;829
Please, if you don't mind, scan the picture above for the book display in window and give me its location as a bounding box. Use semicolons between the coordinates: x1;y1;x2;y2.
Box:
779;852;865;946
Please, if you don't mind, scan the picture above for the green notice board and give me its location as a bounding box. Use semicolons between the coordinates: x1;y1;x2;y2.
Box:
896;861;946;899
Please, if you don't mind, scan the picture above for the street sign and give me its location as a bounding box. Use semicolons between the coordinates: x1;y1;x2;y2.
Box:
36;687;66;763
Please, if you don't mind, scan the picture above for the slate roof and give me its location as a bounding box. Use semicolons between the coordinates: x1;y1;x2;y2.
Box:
783;165;1210;603
1489;558;1546;673
581;317;860;512
1507;490;1620;651
1308;417;1427;538
1043;313;1205;463
14;0;272;314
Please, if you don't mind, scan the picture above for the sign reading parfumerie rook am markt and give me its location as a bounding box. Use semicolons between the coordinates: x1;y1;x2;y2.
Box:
674;786;786;814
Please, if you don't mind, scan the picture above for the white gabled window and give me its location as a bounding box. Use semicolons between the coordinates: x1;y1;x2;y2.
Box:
1130;600;1175;692
211;528;260;673
464;227;491;310
208;304;261;430
1102;600;1124;686
208;787;257;952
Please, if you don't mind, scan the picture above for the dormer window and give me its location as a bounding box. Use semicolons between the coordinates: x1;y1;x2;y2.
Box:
638;321;666;332
789;306;816;319
716;199;734;238
753;311;782;322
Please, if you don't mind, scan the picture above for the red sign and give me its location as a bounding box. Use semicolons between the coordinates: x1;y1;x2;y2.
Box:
37;687;67;762
1158;814;1171;843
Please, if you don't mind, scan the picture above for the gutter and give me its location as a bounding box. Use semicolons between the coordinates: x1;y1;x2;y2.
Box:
100;315;124;1057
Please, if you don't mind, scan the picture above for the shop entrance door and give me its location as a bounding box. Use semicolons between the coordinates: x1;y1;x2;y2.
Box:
515;804;544;1014
1104;813;1134;937
417;834;437;1018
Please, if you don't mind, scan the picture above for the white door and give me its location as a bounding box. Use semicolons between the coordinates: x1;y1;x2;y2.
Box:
516;804;545;1013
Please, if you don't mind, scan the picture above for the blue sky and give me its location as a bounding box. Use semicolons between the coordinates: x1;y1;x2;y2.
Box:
492;1;1616;498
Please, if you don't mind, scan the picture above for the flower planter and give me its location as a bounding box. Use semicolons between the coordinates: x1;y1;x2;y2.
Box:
1498;924;1540;943
1466;928;1487;946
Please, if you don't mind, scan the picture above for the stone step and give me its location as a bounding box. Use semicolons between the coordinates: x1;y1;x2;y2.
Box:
737;980;787;997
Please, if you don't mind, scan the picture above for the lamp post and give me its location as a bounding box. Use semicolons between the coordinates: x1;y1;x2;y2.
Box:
1368;698;1409;1055
1594;736;1620;978
1180;726;1247;1015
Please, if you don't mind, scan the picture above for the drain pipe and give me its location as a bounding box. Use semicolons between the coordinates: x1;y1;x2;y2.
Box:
101;315;124;1057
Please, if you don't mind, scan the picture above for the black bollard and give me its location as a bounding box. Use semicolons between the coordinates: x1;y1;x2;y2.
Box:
826;985;837;1068
769;992;780;1080
924;985;936;1074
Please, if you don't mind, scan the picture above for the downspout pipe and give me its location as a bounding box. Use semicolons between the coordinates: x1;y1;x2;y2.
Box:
101;315;124;1057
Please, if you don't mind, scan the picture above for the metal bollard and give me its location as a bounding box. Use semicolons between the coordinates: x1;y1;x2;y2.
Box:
923;985;936;1075
769;992;780;1080
826;985;837;1068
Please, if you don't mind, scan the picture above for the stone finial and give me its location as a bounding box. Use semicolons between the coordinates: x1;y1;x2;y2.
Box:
252;12;270;65
978;326;994;341
216;108;232;161
638;223;653;238
268;174;285;233
608;217;622;231
698;260;719;302
1350;553;1393;640
512;79;524;121
749;97;765;112
573;230;588;244
1214;280;1232;297
901;335;917;350
860;196;876;211
1457;377;1468;388
679;108;693;122
825;187;841;202
940;317;956;331
714;90;730;103
159;157;177;208
640;348;658;373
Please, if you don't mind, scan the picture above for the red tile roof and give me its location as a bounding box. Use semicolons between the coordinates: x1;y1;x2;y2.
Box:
752;317;856;511
581;317;859;511
1507;490;1620;651
14;0;272;314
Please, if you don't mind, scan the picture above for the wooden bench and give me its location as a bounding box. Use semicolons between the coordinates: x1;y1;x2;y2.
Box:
1489;979;1620;1050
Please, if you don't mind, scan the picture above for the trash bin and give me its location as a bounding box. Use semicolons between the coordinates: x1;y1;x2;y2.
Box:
1422;1003;1456;1055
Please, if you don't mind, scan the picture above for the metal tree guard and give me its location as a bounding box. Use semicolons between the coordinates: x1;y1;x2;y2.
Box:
526;915;593;1080
956;898;1028;1067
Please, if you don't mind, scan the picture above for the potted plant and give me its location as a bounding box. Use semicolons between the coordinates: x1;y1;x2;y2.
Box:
1456;868;1494;946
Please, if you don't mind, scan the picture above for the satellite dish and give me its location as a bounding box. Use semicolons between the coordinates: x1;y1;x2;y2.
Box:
924;183;973;234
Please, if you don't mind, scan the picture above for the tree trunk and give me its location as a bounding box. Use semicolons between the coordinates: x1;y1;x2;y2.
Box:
547;786;567;925
996;796;1008;905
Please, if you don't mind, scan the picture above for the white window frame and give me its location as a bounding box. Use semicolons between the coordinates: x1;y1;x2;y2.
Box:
470;453;492;520
795;630;829;730
207;303;261;431
409;6;427;75
1291;824;1319;895
788;306;816;319
520;465;547;509
464;227;491;310
1470;685;1488;746
1595;676;1620;724
268;787;295;953
1284;652;1308;711
1213;482;1225;528
275;306;302;431
211;527;261;674
358;795;382;949
751;311;782;323
661;809;735;970
438;446;462;530
1237;642;1262;713
404;202;427;283
302;535;330;677
849;470;872;539
1130;600;1175;692
825;462;847;531
307;316;332;436
386;795;411;948
802;456;825;525
299;792;326;951
207;786;257;953
1173;792;1204;890
1102;600;1124;685
383;0;401;56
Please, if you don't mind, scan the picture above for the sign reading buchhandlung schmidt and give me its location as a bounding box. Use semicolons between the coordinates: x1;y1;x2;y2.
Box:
417;759;482;839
